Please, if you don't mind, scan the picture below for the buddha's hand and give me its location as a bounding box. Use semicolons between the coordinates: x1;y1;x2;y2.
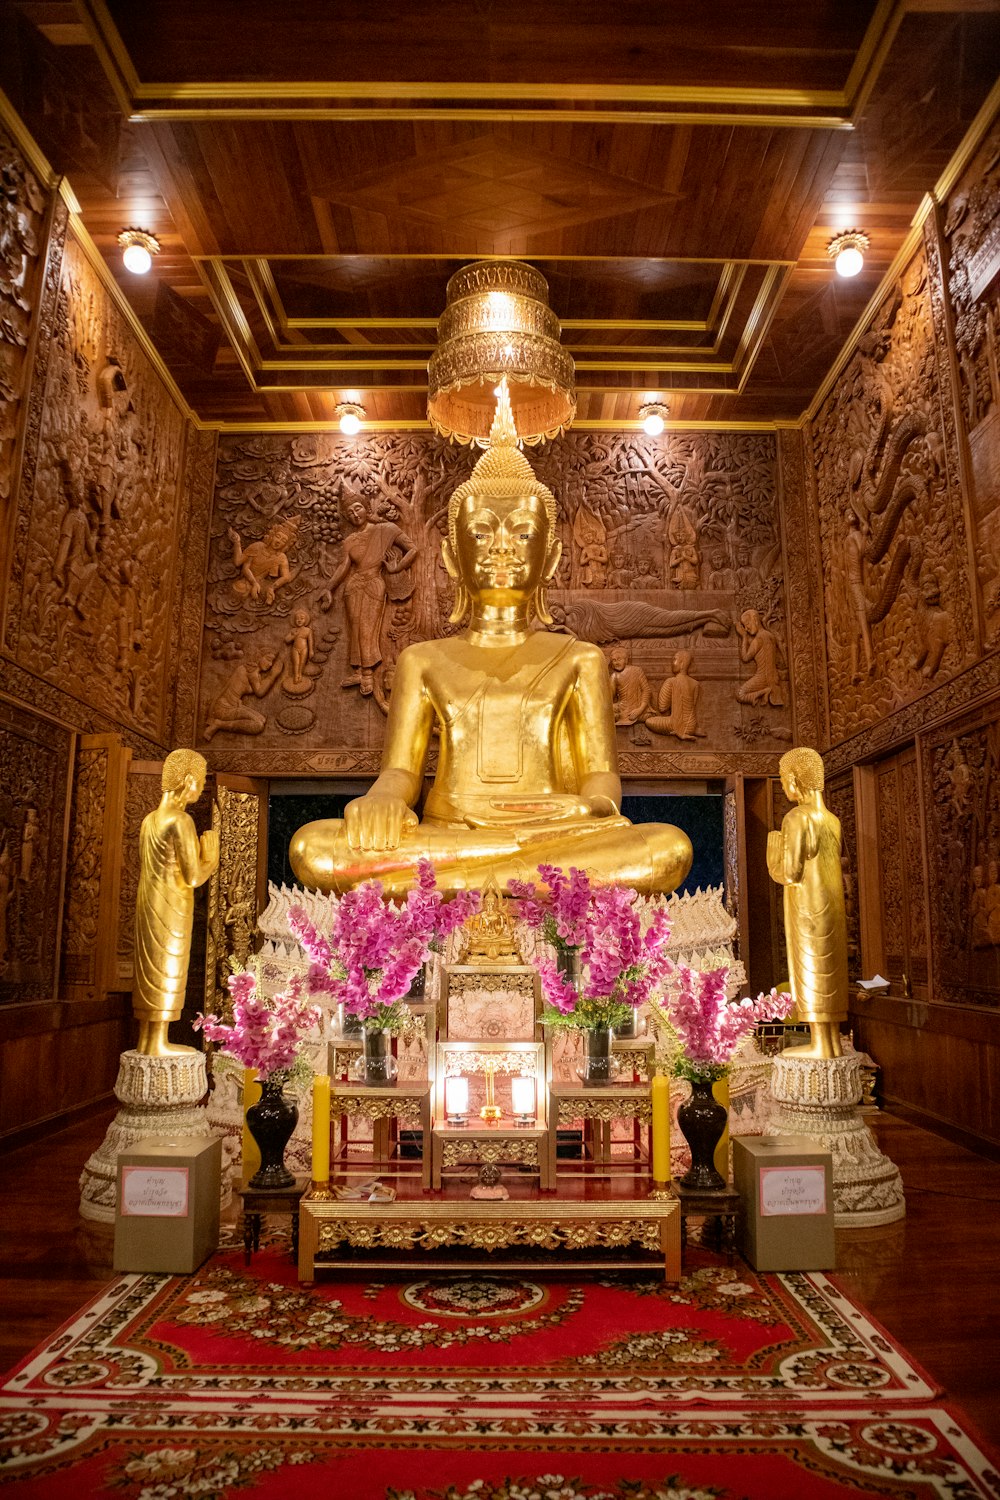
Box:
581;793;618;818
344;794;419;852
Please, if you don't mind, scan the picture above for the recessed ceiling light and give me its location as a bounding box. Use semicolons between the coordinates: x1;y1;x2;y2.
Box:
117;228;159;275
827;231;870;279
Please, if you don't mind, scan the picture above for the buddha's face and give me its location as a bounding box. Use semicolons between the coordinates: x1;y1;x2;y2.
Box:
447;491;559;604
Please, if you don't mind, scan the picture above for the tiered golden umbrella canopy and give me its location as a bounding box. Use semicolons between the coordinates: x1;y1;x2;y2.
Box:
427;260;576;446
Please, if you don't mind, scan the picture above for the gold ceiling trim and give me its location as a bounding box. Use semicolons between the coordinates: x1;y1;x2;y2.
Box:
204;416;780;434
733;265;791;386
74;0;906;128
131;81;848;107
285;317;711;333
225;254;772;370
127;107;856;130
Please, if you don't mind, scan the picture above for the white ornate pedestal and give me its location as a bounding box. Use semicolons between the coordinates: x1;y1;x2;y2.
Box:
763;1053;905;1228
79;1050;222;1222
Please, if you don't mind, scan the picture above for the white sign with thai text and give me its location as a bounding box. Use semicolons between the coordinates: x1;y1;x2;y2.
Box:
120;1165;190;1217
759;1165;827;1217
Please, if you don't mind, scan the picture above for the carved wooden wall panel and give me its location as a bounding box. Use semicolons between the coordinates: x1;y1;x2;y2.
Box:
777;428;827;749
0;122;50;561
204;777;266;1018
811;241;975;744
166;428;218;748
61;732;129;998
922;699;1000;1010
3;230;188;746
941;112;1000;650
0;696;72;1004
199;430;792;777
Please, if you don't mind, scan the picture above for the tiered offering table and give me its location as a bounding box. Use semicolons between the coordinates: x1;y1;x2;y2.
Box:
298;1183;682;1282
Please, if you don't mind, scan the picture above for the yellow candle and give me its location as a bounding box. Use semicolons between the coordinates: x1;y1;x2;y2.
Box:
713;1074;730;1182
651;1072;670;1185
312;1073;331;1184
242;1068;262;1186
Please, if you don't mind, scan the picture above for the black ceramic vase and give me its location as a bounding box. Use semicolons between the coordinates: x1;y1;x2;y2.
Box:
583;1025;614;1087
246;1078;297;1189
677;1075;728;1190
362;1027;396;1087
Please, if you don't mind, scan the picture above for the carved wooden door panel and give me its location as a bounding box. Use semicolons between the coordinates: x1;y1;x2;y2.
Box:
204;775;269;1017
873;748;929;996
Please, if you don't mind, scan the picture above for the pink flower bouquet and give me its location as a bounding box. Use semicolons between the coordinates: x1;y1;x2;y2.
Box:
509;864;673;1031
661;966;794;1082
290;859;478;1032
194;971;322;1084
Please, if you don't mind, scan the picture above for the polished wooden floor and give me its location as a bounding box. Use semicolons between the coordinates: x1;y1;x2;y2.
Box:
1;1109;998;1448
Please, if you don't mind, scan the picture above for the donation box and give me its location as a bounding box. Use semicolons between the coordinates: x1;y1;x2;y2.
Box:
733;1135;835;1271
114;1137;222;1274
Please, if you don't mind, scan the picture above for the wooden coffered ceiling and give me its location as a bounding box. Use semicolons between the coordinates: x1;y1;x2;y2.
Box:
1;0;998;430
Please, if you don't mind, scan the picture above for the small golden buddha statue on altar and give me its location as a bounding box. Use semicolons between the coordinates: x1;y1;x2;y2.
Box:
766;746;848;1060
460;877;522;964
290;382;693;897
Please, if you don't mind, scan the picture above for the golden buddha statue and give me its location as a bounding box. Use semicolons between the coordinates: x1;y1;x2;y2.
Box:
290;383;693;897
461;877;521;964
766;746;848;1059
133;749;220;1056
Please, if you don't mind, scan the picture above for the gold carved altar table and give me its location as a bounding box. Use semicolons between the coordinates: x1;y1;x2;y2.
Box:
298;1191;681;1283
431;1123;551;1190
548;1082;653;1183
329;1083;432;1190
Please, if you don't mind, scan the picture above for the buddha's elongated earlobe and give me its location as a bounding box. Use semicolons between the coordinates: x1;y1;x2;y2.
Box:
532;537;561;623
442;538;469;624
532;584;553;626
449;581;470;625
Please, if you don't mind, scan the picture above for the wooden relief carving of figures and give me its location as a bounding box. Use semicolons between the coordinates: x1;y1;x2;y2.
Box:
0;126;48;514
736;609;785;705
8;234;186;739
0;701;73;1003
573;498;607;587
319;489;418;695
647;650;705;740
203;653;282;740
812;245;970;740
199;429;793;771
608;644;653;726
227;516;298;605
926;711;1000;1007
943;122;1000;644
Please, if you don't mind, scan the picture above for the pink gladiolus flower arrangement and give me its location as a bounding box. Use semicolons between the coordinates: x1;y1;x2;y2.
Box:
194;970;322;1083
509;865;673;1031
290;859;478;1032
661;967;795;1082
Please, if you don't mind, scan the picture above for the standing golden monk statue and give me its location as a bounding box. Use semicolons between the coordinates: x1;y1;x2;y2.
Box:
291;383;692;897
134;749;220;1055
766;746;848;1059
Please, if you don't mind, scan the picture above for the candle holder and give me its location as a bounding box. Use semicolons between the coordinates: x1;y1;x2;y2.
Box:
445;1074;470;1127
511;1075;535;1127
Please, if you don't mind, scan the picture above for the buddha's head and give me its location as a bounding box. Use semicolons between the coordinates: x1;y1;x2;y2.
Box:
442;382;560;625
162;748;207;805
779;746;824;804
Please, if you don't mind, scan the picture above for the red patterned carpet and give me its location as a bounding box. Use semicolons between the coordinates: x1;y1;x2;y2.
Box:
2;1244;997;1499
